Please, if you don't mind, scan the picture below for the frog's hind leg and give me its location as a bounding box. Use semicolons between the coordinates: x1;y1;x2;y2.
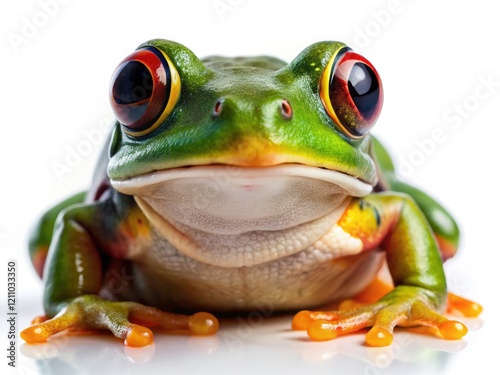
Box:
28;192;86;277
387;180;459;260
372;163;481;315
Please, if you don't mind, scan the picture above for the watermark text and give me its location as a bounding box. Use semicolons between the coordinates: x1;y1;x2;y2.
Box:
6;260;17;368
398;74;499;177
7;0;72;53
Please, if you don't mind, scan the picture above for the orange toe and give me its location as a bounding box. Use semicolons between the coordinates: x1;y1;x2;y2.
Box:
447;293;483;318
438;320;468;340
292;311;314;330
307;320;338;341
188;312;219;335
365;326;393;347
124;325;154;347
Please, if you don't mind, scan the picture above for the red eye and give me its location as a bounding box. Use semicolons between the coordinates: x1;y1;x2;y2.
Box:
320;49;383;139
110;46;180;137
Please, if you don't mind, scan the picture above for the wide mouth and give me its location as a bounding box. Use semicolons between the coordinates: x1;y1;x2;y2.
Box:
111;164;372;234
111;164;372;267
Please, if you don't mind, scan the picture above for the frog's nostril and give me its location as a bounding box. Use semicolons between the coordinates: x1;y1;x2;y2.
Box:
213;99;224;117
281;99;293;120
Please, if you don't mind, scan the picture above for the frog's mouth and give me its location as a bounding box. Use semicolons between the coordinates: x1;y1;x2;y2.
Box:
110;164;372;267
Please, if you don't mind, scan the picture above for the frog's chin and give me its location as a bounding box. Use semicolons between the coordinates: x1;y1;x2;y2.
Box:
111;164;373;267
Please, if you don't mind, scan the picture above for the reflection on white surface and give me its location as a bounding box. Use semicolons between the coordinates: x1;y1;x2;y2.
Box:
18;304;483;375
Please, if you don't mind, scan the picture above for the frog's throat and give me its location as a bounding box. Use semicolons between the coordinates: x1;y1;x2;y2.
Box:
111;164;372;267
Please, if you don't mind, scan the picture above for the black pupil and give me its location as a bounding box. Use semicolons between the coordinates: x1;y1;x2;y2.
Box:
112;61;153;123
348;62;379;119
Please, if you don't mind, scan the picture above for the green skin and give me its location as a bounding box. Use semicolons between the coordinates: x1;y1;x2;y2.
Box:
24;40;460;346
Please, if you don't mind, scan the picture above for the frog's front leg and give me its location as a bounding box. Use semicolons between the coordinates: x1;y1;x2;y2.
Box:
292;193;467;346
21;198;218;346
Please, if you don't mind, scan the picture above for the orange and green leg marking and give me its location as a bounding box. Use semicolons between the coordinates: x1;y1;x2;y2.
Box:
292;277;481;346
21;296;218;347
22;198;219;347
292;193;481;346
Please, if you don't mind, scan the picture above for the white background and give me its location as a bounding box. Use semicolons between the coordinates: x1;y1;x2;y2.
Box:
1;0;499;374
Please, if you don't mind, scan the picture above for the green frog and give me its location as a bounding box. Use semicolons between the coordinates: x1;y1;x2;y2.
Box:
21;40;481;347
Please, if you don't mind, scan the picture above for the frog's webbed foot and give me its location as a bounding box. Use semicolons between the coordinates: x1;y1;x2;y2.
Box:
292;286;469;347
20;295;219;347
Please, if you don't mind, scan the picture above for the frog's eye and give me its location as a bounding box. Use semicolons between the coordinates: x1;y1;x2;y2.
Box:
110;46;180;137
320;48;383;139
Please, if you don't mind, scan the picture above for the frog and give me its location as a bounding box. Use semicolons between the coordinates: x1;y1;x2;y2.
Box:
21;39;481;348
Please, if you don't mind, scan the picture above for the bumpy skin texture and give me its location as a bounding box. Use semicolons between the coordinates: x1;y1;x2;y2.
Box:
22;40;480;347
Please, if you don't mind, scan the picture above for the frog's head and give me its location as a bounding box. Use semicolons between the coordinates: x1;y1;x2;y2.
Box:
108;39;383;248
